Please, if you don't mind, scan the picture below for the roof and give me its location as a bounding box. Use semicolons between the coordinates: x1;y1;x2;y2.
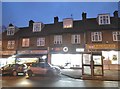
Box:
2;16;120;38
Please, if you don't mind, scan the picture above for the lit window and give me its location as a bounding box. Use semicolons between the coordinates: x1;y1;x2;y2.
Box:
71;34;80;44
113;31;120;41
33;22;41;32
7;26;15;35
54;35;62;44
98;14;110;25
91;32;102;42
7;40;15;49
63;18;73;28
22;38;30;47
37;37;45;46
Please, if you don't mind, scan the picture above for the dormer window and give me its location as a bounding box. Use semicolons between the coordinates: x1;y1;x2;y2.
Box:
63;18;73;28
7;26;15;35
33;22;41;32
98;14;110;25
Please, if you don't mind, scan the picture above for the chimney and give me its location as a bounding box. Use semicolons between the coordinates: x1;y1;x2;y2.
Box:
29;20;34;27
113;11;118;18
54;16;59;23
9;23;14;27
82;12;87;20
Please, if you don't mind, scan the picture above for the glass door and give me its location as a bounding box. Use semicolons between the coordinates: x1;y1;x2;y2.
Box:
82;52;103;79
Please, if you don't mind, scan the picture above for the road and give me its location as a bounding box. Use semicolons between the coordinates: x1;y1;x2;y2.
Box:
0;74;119;88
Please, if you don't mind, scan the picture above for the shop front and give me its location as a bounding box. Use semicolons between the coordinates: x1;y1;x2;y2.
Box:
86;43;119;70
50;47;84;69
10;49;48;64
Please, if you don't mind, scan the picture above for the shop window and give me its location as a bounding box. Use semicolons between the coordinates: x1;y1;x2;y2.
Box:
63;18;73;28
98;14;110;25
22;38;30;47
71;34;80;44
37;37;45;46
91;32;102;42
7;26;15;35
33;22;41;32
7;40;15;49
113;31;120;41
54;35;62;44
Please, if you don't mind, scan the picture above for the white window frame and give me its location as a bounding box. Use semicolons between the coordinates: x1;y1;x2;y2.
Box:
63;18;73;28
7;40;15;49
22;38;30;47
33;22;41;32
91;32;102;42
54;35;62;44
37;37;45;46
113;31;120;41
71;34;81;44
7;26;15;35
98;14;110;25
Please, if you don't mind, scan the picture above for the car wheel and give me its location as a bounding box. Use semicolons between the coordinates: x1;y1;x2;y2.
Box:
47;70;54;77
27;70;33;77
12;71;17;76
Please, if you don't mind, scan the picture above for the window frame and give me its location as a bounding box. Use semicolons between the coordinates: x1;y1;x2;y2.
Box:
33;22;42;32
7;40;15;49
54;35;62;44
113;31;120;41
63;18;73;28
37;37;45;46
91;32;102;42
7;26;15;36
22;38;30;47
98;14;110;25
71;34;81;44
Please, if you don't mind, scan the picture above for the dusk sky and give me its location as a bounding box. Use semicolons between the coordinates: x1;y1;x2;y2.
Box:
2;2;118;27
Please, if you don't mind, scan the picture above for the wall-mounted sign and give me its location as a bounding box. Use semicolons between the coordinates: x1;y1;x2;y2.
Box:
76;48;84;52
86;44;117;49
18;50;48;54
63;47;68;52
1;51;16;55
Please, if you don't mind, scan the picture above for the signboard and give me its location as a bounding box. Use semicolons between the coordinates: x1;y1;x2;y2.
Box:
86;44;117;49
18;50;48;54
1;51;16;55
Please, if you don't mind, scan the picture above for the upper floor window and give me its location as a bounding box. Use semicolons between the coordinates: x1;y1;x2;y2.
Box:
71;34;81;44
54;35;62;44
7;40;15;49
22;38;30;47
7;26;15;35
63;18;73;28
33;22;41;32
37;37;45;46
113;31;120;41
91;32;102;42
98;14;110;25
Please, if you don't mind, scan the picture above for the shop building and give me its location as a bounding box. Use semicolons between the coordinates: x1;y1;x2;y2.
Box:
1;11;120;69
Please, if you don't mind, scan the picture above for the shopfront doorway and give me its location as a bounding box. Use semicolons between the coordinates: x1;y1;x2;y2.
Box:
82;52;103;79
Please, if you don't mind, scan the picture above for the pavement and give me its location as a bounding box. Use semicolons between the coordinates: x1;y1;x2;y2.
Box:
61;69;120;81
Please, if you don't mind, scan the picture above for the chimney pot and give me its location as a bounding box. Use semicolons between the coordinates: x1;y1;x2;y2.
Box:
82;12;87;20
113;11;118;18
54;16;59;23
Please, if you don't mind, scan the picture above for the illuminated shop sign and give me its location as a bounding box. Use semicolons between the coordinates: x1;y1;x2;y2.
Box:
1;51;16;55
76;48;84;52
86;44;117;49
18;50;48;54
51;47;63;52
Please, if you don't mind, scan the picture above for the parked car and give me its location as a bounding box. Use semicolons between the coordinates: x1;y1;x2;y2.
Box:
1;64;28;76
27;62;61;77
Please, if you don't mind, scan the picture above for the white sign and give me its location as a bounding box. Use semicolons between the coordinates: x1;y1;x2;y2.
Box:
63;47;68;52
